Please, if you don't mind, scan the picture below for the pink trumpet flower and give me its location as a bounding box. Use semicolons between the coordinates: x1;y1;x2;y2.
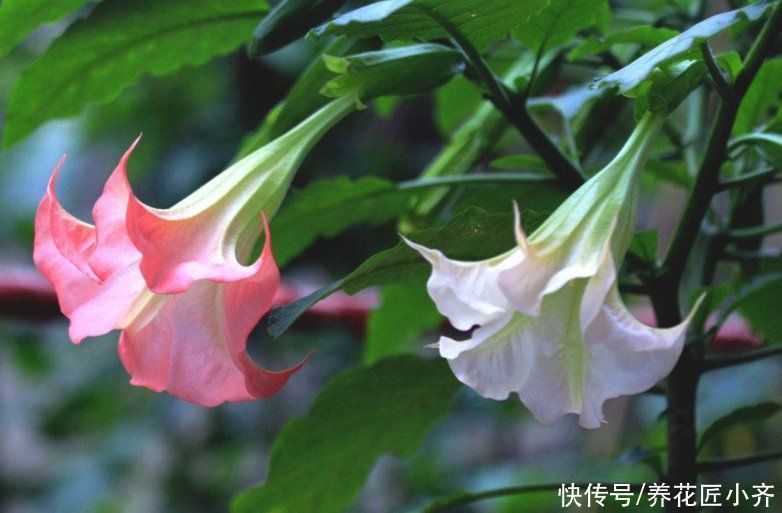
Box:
33;96;355;406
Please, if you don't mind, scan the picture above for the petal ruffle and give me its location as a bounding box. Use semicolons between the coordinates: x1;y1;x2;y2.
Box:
126;193;260;294
404;237;522;331
87;139;143;281
576;289;702;428
33;160;102;323
117;219;305;405
445;313;535;399
68;262;148;343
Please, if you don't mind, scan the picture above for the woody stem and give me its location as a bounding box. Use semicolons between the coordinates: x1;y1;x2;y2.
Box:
648;3;782;510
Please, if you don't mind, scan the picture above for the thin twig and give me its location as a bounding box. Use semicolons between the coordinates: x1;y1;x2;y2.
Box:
727;221;782;239
398;172;559;191
704;345;782;371
423;483;644;513
413;4;584;190
718;166;778;190
722;249;782;261
697;450;782;473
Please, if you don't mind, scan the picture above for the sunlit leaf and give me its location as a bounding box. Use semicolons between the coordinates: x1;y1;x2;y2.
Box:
568;25;679;62
312;0;549;50
3;0;268;146
594;1;771;94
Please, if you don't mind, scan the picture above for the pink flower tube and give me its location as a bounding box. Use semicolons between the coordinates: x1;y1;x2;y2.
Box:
33;96;355;406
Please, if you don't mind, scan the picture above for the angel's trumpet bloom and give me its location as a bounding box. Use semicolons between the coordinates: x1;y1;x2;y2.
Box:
407;113;703;428
33;96;354;406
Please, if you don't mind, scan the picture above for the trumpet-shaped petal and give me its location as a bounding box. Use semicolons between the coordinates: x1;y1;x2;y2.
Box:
126;95;355;294
32;97;353;405
408;113;703;427
117;232;305;406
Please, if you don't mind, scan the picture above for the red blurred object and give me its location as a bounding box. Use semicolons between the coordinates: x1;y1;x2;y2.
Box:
1;265;378;332
0;266;61;320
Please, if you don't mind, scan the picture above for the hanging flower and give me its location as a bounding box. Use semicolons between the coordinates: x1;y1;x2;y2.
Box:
33;96;355;406
406;113;703;428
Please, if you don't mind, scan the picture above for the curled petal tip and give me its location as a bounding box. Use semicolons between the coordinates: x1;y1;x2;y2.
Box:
511;200;528;249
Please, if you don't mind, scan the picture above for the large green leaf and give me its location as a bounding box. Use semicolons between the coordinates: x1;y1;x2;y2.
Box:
232;356;460;513
271;176;412;266
312;0;549;50
513;0;610;54
698;402;782;453
271;173;561;266
734;57;782;135
364;280;441;365
3;0;268;146
268;206;517;336
0;0;102;58
594;1;771;94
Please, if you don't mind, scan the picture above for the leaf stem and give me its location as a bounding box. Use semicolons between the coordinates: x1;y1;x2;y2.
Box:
398;172;559;191
718;166;778;190
647;2;782;505
703;344;782;371
422;483;644;512
727;221;782;239
697;450;782;473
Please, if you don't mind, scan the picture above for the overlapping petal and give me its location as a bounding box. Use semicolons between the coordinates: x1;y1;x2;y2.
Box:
118;223;306;406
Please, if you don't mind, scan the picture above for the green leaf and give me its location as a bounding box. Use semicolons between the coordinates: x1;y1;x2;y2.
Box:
490;154;549;173
269;206;516;336
513;0;610;54
272;173;561;267
0;0;103;58
321;43;464;99
3;0;268;146
594;1;771;95
698;402;782;453
644;158;693;188
249;0;346;55
231;356;460;513
568;25;680;62
734;57;782;135
272;176;411;266
732;131;782;167
364;281;441;365
312;0;550;50
629;230;659;265
736;269;782;344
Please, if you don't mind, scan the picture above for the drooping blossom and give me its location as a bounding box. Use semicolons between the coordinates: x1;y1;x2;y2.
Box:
33;96;355;406
407;113;703;428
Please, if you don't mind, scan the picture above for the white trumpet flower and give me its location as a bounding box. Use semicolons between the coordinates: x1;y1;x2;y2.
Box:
406;113;702;428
